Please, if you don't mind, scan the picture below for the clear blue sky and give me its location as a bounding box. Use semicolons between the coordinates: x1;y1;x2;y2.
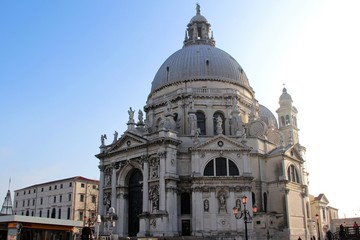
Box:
1;1;360;217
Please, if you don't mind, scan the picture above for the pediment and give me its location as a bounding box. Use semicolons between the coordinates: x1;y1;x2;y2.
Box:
191;134;251;152
316;194;330;204
284;144;304;161
108;132;147;152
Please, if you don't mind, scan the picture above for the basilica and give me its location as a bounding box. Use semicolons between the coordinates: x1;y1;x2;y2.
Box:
96;5;314;240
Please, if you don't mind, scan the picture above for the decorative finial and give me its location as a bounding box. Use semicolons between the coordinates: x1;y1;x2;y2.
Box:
196;3;201;15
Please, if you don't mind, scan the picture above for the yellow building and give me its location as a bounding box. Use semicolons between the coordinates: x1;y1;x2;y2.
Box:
13;176;99;224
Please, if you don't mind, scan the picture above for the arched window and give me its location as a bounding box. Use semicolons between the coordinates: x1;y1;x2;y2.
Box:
287;164;299;183
213;111;225;135
285;115;290;125
203;157;239;176
196;111;206;135
293;116;297;127
281;116;285;127
181;192;191;215
252;192;256;206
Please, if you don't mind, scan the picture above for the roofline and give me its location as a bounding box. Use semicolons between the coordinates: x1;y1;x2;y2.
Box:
14;176;99;192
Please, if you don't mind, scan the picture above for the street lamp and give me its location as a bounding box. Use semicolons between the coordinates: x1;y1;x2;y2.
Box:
315;214;320;240
233;195;255;240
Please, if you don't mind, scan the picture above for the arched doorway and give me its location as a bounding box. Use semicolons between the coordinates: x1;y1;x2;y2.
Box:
128;169;143;237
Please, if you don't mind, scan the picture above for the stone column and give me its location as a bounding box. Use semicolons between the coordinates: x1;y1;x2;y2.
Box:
143;157;149;212
159;151;166;211
98;165;105;216
111;164;117;208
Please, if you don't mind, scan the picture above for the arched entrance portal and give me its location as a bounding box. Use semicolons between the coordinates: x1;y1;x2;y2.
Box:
128;169;143;237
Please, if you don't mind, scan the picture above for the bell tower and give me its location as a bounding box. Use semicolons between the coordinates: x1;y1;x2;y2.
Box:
276;87;299;145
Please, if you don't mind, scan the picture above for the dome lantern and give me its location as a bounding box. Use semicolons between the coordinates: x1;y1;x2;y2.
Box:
183;4;215;47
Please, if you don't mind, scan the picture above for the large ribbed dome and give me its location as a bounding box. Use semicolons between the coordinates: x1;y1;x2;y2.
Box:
150;4;251;95
150;45;250;93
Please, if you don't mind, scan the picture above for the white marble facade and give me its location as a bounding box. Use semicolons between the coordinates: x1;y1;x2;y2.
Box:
96;5;312;240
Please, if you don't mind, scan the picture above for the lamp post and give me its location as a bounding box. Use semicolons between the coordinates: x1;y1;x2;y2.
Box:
233;195;255;240
315;214;320;240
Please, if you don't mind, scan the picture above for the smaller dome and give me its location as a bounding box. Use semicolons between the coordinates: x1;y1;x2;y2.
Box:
259;105;278;129
190;3;208;23
279;87;292;102
190;14;208;23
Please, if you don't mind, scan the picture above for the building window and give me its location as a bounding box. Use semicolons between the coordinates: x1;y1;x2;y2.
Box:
92;185;97;190
60;184;63;189
15;201;18;208
80;194;85;202
22;200;25;207
23;191;26;195
41;187;44;192
287;164;300;183
58;208;61;219
39;210;42;217
68;193;72;201
28;190;30;194
69;182;72;187
32;199;35;206
92;195;96;204
27;199;30;206
196;111;206;135
67;208;71;220
180;192;191;214
51;208;56;218
54;185;57;190
59;195;62;202
204;157;239;176
47;209;50;218
40;198;43;205
33;189;36;193
31;211;34;216
49;186;52;191
53;196;56;203
79;211;84;221
81;183;85;188
285;115;290;125
281;116;285;127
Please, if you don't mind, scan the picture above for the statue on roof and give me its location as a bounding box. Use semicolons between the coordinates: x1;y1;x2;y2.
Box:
196;3;200;15
128;107;135;123
101;134;107;146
